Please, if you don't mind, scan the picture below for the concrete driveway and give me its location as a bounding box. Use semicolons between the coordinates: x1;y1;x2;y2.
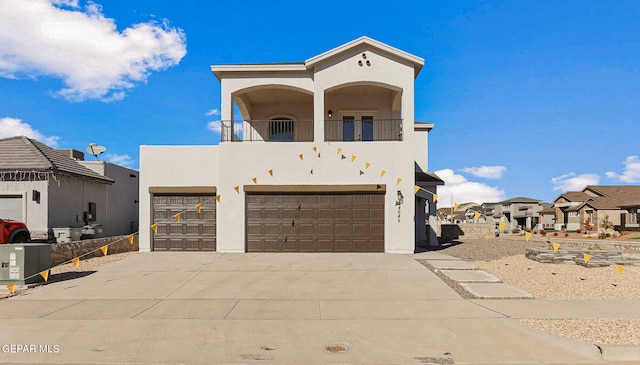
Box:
0;252;606;364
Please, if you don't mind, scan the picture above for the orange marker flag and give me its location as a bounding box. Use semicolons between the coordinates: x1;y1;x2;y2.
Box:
474;211;481;221
396;177;402;185
525;232;532;241
252;177;258;185
617;265;625;274
268;169;273;176
174;213;181;222
234;185;240;193
312;146;317;153
453;203;460;211
414;185;421;194
380;170;386;177
433;194;438;202
151;223;158;233
101;245;108;256
365;162;371;169
216;195;221;203
337;148;342;154
552;242;561;252
127;234;135;244
298;154;304;160
6;284;15;294
351;155;356;162
498;221;505;231
72;257;80;267
195;203;202;213
40;269;49;282
583;253;592;264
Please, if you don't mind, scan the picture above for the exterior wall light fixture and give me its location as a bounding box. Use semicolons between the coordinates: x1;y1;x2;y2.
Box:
328;110;332;118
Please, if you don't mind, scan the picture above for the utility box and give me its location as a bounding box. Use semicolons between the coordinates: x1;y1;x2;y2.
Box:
0;244;51;284
52;227;82;243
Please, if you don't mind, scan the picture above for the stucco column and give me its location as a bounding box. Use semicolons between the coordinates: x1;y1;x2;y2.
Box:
313;89;325;143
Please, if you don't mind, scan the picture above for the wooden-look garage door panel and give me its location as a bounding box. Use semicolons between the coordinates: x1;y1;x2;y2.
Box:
246;193;384;252
152;194;215;251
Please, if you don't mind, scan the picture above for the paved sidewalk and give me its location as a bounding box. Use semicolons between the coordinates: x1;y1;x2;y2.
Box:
0;252;635;364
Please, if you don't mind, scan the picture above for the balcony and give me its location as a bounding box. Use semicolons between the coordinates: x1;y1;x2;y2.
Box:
221;118;403;142
221;120;313;142
325;119;403;142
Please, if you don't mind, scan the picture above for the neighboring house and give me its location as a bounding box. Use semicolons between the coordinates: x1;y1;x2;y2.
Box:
489;197;543;230
552;185;640;231
0;136;139;241
537;203;555;230
139;37;443;253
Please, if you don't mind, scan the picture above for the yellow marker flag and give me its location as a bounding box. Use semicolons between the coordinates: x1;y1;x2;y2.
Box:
6;284;15;294
234;185;240;193
351;155;356;162
40;270;49;282
583;253;592;264
127;234;135;244
337;148;342;154
151;223;158;233
396;177;402;185
380;170;386;177
312;146;317;153
298;153;304;160
499;221;505;231
617;265;625;274
454;203;460;211
252;177;258;185
268;169;273;176
474;211;481;221
216;195;221;203
195;203;202;213
525;232;532;241
414;185;421;194
552;242;560;252
101;245;108;256
365;162;371;169
174;213;181;222
433;194;438;202
72;257;80;267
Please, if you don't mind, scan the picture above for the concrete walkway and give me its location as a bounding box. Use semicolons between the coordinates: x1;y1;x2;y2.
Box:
0;252;635;364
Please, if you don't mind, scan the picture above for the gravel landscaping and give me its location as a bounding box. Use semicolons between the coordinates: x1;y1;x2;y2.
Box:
434;237;640;346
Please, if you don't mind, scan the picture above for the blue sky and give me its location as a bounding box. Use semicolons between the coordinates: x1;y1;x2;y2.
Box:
1;0;639;205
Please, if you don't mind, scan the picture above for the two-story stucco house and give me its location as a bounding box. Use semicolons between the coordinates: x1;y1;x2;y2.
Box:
139;37;442;254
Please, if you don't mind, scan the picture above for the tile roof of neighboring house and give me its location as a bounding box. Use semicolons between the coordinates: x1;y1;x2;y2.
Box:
555;191;591;202
0;136;113;183
584;185;640;200
499;197;542;204
538;207;556;214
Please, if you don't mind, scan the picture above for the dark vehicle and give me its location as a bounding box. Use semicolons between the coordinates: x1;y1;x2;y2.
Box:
0;218;30;244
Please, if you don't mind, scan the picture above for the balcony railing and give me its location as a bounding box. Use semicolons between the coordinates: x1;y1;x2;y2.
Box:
221;120;313;142
221;118;403;142
324;119;402;142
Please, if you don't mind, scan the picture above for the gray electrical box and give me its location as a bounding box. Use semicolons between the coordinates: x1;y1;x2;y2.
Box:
0;244;51;285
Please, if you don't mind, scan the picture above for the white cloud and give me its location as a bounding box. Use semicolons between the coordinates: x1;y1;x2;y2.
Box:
103;153;134;167
551;172;600;192
0;117;61;147
434;169;506;205
460;165;506;179
207;120;222;133
0;0;186;101
205;108;220;116
606;155;640;183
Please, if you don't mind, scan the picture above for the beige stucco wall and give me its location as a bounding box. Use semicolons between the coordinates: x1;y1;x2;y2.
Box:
80;162;139;236
138;145;219;252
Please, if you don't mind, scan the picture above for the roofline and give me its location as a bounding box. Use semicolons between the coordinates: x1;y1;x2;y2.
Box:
210;63;307;81
211;36;425;80
305;36;424;77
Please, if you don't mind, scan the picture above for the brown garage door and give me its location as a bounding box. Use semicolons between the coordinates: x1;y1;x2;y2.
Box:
152;194;216;251
246;193;384;252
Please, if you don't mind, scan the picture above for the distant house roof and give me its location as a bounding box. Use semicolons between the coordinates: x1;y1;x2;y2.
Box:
555;191;591;202
0;136;113;183
499;197;541;204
